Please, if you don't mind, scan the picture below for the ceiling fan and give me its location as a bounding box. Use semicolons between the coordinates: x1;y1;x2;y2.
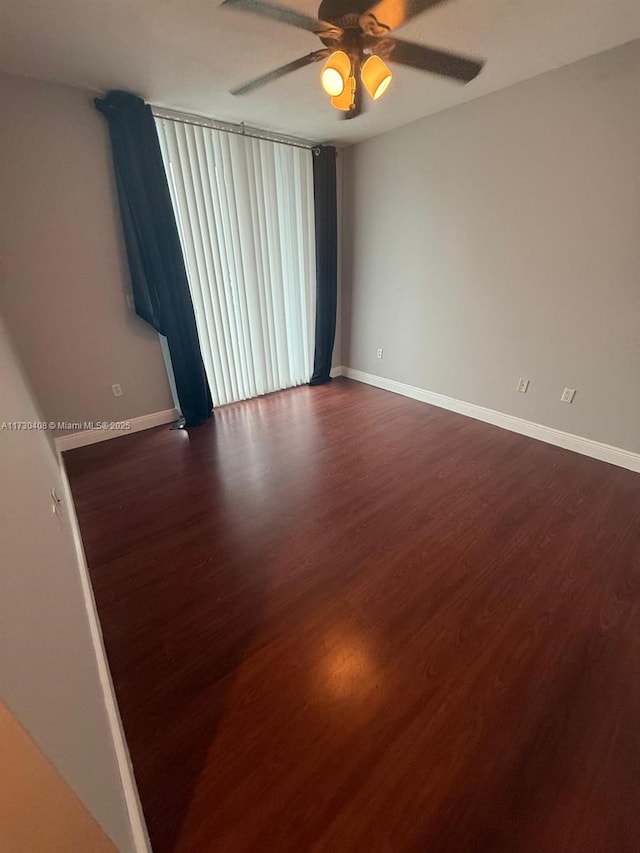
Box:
222;0;484;119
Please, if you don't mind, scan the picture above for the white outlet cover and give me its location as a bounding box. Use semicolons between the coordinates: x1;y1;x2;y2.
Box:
376;348;383;359
112;383;123;397
516;378;530;393
561;388;576;403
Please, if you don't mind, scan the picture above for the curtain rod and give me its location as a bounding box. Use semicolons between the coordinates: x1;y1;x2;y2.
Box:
152;106;321;153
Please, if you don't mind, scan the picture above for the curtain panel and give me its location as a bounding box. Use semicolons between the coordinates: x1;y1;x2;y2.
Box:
95;90;212;427
309;145;338;385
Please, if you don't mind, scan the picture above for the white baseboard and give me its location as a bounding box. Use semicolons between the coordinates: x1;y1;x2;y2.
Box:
330;365;345;378
342;367;640;474
57;457;151;852
55;408;179;454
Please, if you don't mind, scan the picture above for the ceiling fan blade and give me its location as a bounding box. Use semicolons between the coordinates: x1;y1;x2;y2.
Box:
359;0;449;32
222;0;339;35
231;50;329;96
390;39;483;82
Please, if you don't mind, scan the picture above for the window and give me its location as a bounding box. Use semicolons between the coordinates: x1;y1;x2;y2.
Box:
156;118;316;406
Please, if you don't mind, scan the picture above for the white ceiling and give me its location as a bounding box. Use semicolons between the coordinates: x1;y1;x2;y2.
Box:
0;0;639;145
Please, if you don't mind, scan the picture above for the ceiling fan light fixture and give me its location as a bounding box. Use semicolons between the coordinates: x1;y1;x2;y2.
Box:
321;50;351;97
330;76;356;111
361;54;392;100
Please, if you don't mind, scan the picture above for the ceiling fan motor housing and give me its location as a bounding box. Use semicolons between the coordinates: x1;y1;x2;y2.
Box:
318;5;393;65
318;0;379;21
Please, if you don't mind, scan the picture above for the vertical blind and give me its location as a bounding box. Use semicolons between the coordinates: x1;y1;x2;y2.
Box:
155;117;316;407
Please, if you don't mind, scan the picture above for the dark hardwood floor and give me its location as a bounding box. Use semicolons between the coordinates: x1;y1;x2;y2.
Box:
64;378;640;853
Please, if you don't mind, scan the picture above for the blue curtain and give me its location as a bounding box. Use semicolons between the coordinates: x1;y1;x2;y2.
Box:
95;91;212;427
309;145;338;385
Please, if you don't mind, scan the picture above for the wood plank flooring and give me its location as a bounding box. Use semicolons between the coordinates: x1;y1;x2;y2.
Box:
64;378;640;853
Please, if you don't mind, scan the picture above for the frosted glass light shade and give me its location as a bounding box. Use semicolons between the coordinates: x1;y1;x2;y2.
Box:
321;50;351;97
331;76;356;111
361;55;392;100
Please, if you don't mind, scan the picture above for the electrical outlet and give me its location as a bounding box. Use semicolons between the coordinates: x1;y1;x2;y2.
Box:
561;388;576;403
516;378;530;393
376;348;383;359
112;383;123;397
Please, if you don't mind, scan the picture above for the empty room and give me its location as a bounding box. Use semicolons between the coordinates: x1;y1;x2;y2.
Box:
1;0;639;851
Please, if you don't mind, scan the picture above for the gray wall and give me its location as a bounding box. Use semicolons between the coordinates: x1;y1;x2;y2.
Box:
0;72;173;434
0;317;134;851
342;40;640;453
